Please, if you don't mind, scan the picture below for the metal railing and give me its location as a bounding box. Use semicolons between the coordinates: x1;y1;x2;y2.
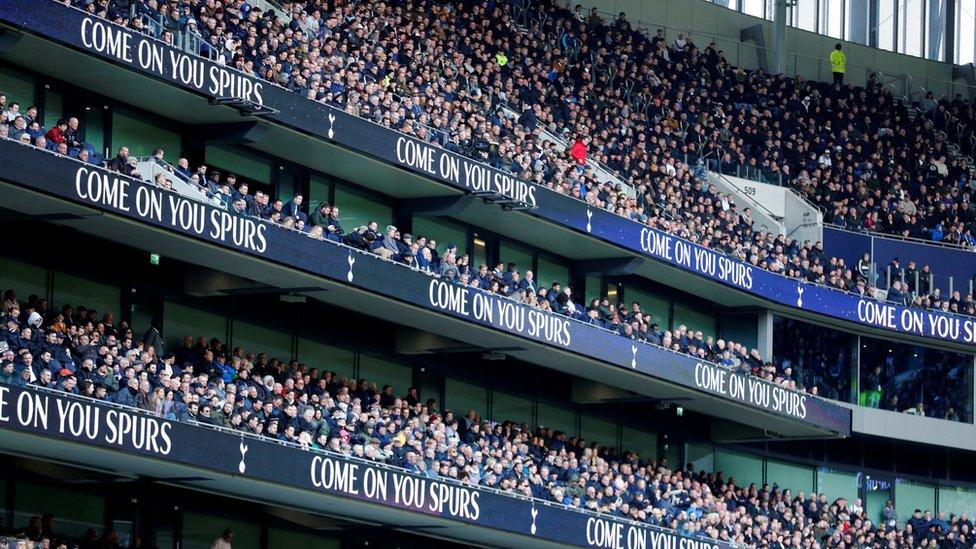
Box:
827;224;976;252
133;155;227;207
128;5;219;61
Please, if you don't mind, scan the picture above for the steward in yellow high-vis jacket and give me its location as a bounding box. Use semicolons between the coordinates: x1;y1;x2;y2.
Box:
830;44;846;85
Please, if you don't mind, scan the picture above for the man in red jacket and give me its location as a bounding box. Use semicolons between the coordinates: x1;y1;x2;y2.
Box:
44;119;68;145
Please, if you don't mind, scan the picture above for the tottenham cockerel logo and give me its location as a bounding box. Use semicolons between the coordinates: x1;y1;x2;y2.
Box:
347;252;356;282
586;209;593;233
327;113;336;139
238;439;249;474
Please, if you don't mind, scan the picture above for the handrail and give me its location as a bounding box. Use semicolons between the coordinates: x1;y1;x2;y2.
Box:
709;170;784;222
825;224;976;252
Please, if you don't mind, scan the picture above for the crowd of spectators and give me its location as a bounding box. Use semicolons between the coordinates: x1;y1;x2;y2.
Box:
6;0;976;403
0;515;134;549
33;0;976;316
2;289;975;547
2;111;968;401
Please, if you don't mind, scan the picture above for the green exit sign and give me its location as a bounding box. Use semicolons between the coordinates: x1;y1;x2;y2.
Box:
149;253;160;265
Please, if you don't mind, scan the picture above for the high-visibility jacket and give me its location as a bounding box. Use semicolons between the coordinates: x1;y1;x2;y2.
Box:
830;50;846;74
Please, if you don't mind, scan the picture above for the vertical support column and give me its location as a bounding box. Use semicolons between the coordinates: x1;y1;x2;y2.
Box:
771;0;788;73
757;309;774;363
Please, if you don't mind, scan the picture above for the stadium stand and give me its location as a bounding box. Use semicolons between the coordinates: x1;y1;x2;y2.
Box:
1;0;976;547
1;289;974;548
6;126;975;416
7;0;975;317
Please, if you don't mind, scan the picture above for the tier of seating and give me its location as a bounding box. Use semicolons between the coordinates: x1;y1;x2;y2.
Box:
1;290;971;547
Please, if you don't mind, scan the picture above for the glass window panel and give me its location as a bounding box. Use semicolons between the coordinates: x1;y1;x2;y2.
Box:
860;335;973;422
85;106;106;156
498;241;534;277
774;316;855;402
901;0;924;56
685;441;714;473
580;415;617;449
204;145;271;184
537;402;577;437
412;216;468;257
163;301;226;352
845;0;868;43
957;0;976;63
0;256;48;303
309;174;333;214
621;427;657;463
672;302;716;338
536;256;570;290
491;390;533;425
896;480;937;515
714;449;763;487
879;0;896;50
233;320;292;361
53;272;119;322
182;513;259;549
333;185;392;234
471;234;489;271
0;65;36;109
742;0;766;17
865;490;891;524
446;377;488;416
939;486;976;516
825;0;844;37
660;436;680;469
297;337;355;378
817;469;859;502
13;481;104;539
268;528;340;549
585;275;602;304
276;168;298;203
928;0;947;59
112;107;180;158
358;354;412;393
625;287;669;327
43;90;63;130
766;460;815;495
795;0;818;31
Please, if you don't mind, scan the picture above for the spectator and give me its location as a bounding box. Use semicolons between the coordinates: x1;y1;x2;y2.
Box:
829;44;846;85
212;528;234;549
